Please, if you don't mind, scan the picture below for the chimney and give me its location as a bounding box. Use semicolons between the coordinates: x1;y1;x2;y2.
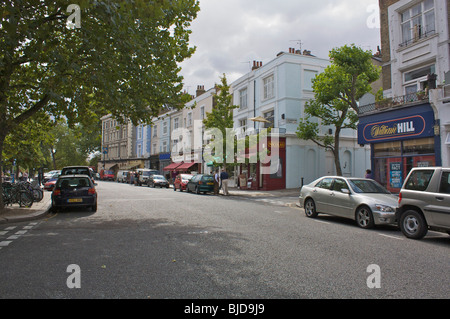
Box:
252;61;263;70
196;85;205;97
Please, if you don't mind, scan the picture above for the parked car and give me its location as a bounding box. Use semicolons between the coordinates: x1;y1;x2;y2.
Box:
396;167;450;239
298;176;398;229
43;170;61;184
173;174;193;191
44;172;61;191
147;175;170;188
116;170;129;183
61;166;94;181
136;169;159;186
186;174;215;194
100;169;115;181
51;175;97;212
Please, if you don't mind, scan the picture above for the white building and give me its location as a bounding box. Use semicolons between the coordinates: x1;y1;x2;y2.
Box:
232;48;371;189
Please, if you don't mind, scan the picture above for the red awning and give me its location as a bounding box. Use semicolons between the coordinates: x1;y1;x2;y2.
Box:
176;162;197;171
163;162;183;171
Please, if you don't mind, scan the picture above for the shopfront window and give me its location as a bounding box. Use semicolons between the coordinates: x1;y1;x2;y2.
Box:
372;137;435;193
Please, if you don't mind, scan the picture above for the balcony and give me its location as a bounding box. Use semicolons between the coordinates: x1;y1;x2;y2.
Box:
358;90;429;115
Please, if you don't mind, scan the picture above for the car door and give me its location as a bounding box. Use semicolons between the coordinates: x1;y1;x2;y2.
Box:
313;178;334;213
328;178;353;217
429;170;450;228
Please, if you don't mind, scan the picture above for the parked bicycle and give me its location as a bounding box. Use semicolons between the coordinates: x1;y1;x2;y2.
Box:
2;181;34;208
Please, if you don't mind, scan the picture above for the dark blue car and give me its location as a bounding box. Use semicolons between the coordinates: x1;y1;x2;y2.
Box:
51;175;97;212
186;174;215;194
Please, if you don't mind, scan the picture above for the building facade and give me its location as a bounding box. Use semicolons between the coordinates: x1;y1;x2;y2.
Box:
232;48;371;190
357;0;449;193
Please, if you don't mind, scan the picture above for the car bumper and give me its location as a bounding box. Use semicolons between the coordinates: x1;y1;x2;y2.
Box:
52;196;96;207
372;211;396;225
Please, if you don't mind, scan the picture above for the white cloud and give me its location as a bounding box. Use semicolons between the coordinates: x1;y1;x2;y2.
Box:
179;0;381;94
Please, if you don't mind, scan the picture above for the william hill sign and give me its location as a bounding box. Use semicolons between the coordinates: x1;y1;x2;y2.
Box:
358;106;435;144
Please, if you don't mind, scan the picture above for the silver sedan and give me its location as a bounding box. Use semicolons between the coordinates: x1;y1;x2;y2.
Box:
298;176;398;229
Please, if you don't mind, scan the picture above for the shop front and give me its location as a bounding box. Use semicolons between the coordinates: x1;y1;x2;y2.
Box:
237;137;286;191
358;104;440;193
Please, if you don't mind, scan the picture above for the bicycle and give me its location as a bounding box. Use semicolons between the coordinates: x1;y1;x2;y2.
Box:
2;182;34;208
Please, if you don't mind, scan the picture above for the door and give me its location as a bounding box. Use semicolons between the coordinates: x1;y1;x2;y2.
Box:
430;170;450;228
313;177;334;213
328;178;353;217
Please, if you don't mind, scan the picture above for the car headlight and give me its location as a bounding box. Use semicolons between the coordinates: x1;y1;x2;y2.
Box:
374;204;395;213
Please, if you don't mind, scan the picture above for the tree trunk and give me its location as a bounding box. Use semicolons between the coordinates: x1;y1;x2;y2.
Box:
334;128;343;176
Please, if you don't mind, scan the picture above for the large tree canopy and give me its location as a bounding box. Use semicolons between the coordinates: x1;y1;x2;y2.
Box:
0;0;200;211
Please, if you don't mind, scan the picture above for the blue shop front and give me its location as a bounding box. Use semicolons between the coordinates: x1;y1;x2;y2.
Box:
358;103;440;193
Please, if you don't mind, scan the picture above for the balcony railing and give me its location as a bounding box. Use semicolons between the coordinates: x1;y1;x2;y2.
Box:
358;91;429;115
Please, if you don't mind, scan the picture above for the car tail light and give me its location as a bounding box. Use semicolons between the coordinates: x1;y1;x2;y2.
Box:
198;181;202;185
53;188;61;196
88;188;96;195
398;192;402;205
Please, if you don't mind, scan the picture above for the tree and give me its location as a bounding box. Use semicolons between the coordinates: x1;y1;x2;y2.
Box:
203;74;238;169
0;0;200;212
296;44;380;176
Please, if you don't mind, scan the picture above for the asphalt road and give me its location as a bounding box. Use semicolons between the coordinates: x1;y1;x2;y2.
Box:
0;181;449;299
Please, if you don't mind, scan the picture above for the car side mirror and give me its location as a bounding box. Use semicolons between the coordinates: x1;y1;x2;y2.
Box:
341;188;350;194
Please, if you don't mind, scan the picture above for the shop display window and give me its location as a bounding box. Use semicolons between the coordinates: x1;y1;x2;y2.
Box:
372;137;436;193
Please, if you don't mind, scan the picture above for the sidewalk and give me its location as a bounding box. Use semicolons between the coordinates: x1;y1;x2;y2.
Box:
0;190;52;224
226;187;300;198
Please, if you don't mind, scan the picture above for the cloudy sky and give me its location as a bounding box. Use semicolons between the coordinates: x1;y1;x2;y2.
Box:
179;0;381;94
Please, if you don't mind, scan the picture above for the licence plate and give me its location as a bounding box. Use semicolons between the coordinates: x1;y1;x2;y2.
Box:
68;198;83;203
207;182;214;185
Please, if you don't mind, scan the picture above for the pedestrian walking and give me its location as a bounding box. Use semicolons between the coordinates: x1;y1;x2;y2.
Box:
220;168;229;196
214;169;220;195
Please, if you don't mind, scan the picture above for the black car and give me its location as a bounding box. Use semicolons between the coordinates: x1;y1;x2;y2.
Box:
147;175;169;188
60;166;94;181
51;175;97;212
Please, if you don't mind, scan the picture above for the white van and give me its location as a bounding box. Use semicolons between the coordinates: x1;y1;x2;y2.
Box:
136;169;159;186
117;170;129;183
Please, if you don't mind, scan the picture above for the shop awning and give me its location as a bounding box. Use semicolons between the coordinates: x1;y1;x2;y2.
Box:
163;162;183;171
176;162;197;171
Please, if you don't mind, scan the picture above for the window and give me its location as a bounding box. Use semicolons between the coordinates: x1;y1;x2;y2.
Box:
174;118;179;130
200;106;205;119
333;179;349;192
138;125;143;139
403;64;435;94
163;121;168;135
137;144;142;158
315;178;333;189
304;70;317;91
263;110;274;128
404;169;434;191
400;0;435;47
187;112;192;127
153;125;157;137
239;118;247;131
162;141;167;153
263;75;274;100
239;88;248;109
439;172;450;194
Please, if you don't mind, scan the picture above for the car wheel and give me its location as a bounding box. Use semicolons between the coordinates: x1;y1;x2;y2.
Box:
355;206;374;229
91;202;97;212
195;186;200;194
304;198;318;218
173;185;177;191
399;210;428;239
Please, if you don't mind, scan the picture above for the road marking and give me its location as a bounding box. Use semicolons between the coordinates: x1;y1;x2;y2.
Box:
378;233;404;240
0;231;8;236
15;230;28;235
0;241;12;247
5;226;17;230
313;220;331;225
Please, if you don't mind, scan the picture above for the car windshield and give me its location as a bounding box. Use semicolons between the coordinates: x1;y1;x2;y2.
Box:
153;175;165;180
56;177;91;189
181;175;193;181
203;176;214;181
104;170;113;175
348;179;390;194
143;171;157;176
63;168;90;175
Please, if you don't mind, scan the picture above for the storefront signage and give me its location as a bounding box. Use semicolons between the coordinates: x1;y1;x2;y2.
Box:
360;115;429;143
